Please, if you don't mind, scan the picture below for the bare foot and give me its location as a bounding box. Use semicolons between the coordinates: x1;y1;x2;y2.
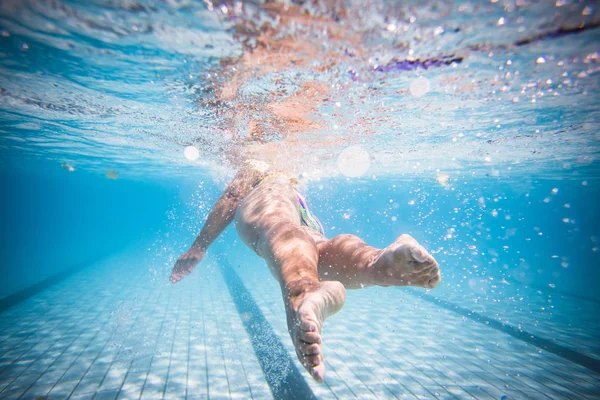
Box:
286;281;346;383
170;247;205;283
372;234;440;288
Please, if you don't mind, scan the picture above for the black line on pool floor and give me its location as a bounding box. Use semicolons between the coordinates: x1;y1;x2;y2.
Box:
528;283;600;305
0;250;117;314
405;289;600;374
217;254;316;400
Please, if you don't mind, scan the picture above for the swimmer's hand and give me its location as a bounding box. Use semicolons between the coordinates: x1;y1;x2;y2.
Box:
170;247;205;283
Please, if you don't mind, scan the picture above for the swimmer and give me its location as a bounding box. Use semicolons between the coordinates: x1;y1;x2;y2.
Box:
170;160;441;383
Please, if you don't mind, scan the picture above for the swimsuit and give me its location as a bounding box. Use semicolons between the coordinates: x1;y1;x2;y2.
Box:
255;174;325;236
296;189;325;236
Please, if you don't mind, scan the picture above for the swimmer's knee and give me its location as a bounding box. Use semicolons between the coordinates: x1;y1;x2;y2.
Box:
328;234;364;247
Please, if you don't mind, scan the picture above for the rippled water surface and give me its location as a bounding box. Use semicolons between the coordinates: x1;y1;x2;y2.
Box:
1;0;598;180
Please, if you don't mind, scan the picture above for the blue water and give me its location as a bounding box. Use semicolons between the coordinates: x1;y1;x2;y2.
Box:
1;0;600;399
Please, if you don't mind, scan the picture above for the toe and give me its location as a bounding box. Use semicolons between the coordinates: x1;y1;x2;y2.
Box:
427;272;441;288
311;363;326;383
299;330;321;344
303;354;321;366
299;318;317;332
409;246;428;262
301;343;321;356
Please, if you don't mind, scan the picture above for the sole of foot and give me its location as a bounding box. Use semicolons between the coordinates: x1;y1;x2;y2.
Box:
288;281;345;382
375;234;441;288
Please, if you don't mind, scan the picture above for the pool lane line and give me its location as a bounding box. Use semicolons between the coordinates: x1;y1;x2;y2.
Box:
0;249;121;314
216;253;317;400
527;283;600;305
404;288;600;375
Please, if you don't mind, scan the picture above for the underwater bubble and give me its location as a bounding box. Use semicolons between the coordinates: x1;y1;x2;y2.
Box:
184;145;200;161
551;188;558;194
337;145;370;177
536;57;546;64
409;77;430;98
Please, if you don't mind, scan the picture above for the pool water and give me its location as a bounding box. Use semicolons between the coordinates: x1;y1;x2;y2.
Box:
1;0;599;399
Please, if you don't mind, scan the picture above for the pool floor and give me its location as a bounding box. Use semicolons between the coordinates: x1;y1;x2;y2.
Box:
0;241;599;399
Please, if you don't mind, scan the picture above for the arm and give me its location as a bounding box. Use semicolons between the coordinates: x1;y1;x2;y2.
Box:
191;168;257;250
170;167;262;283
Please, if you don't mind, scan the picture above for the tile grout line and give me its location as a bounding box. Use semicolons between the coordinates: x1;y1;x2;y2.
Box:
208;275;233;399
136;289;172;400
0;280;95;397
107;275;158;399
161;288;182;399
215;252;317;400
404;288;600;375
215;269;256;399
90;270;153;399
0;247;128;315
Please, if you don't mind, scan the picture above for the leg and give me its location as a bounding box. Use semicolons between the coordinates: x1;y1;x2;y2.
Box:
316;233;441;289
257;221;345;383
235;183;345;382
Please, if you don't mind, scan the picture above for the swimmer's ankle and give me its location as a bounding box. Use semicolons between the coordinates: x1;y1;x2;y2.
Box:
284;276;321;309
